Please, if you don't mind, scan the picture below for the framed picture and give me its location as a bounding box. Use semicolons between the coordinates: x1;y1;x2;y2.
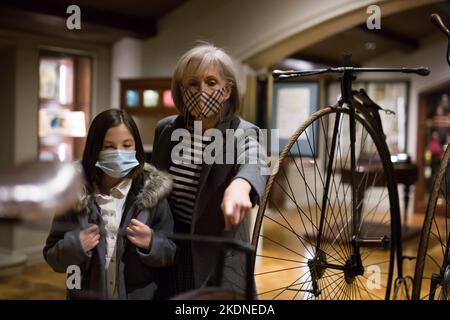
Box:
271;81;319;156
39;57;74;104
39;59;60;101
39;108;86;137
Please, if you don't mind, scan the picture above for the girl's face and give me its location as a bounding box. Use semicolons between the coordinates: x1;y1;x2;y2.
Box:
102;123;135;151
181;61;231;119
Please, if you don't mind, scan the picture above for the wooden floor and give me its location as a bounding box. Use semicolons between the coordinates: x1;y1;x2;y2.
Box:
0;263;66;299
253;211;443;300
0;213;443;300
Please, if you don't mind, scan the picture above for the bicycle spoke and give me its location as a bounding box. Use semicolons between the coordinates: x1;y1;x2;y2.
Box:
254;108;395;300
264;202;316;258
254;265;306;276
256;254;305;264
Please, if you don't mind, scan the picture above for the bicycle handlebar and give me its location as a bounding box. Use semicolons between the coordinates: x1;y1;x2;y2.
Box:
166;232;256;300
431;13;450;37
165;232;255;254
431;13;450;68
273;66;430;79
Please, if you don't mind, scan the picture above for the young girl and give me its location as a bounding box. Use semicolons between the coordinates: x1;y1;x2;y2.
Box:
44;109;175;300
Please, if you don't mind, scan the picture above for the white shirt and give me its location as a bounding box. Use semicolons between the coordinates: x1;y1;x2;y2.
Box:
95;178;132;299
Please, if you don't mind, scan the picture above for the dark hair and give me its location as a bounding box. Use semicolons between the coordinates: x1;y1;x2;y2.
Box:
81;109;145;189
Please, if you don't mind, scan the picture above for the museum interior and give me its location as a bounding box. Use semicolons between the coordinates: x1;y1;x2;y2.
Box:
0;0;450;300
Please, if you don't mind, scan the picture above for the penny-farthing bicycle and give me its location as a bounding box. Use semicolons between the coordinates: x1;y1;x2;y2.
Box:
412;13;450;301
251;55;429;300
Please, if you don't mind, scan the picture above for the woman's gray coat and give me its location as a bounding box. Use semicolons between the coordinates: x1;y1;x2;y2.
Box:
151;115;268;296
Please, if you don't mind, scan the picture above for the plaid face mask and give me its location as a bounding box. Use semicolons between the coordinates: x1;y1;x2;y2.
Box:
181;86;227;120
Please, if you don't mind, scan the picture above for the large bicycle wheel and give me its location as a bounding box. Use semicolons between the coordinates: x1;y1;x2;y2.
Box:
252;106;401;300
412;145;450;300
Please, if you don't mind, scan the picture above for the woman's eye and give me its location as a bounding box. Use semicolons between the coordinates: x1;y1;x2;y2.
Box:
206;78;218;85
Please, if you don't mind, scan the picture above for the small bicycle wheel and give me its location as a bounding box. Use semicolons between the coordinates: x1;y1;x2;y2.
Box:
252;106;401;300
412;145;450;300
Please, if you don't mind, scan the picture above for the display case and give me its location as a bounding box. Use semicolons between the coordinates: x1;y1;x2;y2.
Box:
120;78;178;116
415;88;450;215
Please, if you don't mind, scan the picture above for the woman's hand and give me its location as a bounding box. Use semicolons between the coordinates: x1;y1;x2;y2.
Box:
126;219;153;250
79;224;100;253
221;178;253;231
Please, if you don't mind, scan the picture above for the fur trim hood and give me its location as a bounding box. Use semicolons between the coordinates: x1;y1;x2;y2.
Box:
75;163;172;214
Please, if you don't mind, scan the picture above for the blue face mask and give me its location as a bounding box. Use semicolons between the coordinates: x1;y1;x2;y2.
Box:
95;150;140;178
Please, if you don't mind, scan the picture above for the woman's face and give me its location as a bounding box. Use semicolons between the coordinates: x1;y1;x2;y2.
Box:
181;61;231;119
101;123;135;151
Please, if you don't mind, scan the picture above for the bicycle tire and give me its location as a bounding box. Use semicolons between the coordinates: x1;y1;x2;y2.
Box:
412;144;450;300
251;106;401;300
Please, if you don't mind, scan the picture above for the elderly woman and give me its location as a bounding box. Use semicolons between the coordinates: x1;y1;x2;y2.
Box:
151;43;268;298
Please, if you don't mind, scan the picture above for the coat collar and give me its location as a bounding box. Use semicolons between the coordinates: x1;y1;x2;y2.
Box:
75;163;172;214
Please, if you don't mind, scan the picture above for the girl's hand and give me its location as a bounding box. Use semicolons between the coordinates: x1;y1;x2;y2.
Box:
126;219;153;250
79;224;100;253
221;178;253;232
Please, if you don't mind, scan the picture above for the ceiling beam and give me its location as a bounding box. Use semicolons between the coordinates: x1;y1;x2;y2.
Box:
243;0;437;70
0;0;157;39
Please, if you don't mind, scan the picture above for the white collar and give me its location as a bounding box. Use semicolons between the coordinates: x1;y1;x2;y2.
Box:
95;178;132;203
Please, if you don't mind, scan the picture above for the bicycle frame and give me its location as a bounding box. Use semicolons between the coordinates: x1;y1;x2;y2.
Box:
313;55;368;294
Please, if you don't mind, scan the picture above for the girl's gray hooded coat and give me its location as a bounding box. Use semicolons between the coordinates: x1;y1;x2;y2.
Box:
43;164;175;300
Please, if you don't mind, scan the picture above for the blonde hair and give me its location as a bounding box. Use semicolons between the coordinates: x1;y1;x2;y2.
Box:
171;42;240;121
